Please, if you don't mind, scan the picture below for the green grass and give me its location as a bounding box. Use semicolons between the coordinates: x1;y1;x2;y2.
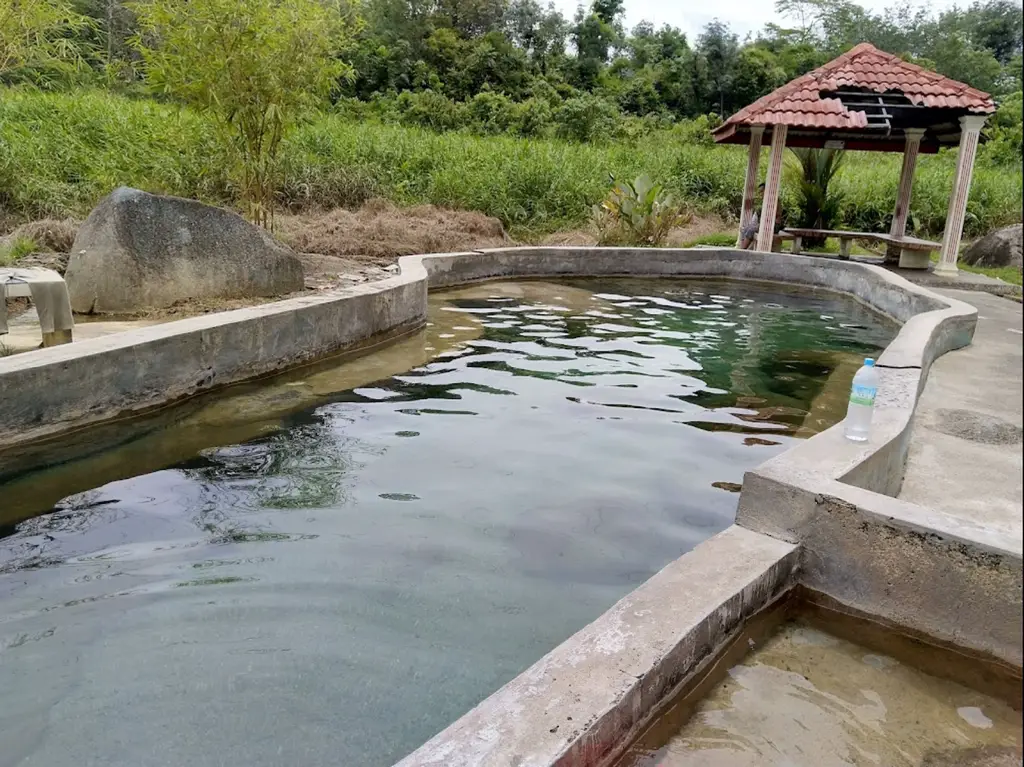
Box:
0;236;37;266
2;88;1022;240
960;264;1023;285
683;233;738;247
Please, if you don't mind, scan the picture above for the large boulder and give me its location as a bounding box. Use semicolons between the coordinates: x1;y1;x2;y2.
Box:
961;223;1023;269
65;188;304;313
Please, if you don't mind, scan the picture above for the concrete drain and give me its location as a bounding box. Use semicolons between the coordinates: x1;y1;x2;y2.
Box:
931;409;1023;445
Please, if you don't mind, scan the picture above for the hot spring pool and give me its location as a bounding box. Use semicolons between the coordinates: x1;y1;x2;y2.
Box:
0;278;894;767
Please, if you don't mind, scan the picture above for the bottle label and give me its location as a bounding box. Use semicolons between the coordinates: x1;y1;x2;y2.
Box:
850;385;877;407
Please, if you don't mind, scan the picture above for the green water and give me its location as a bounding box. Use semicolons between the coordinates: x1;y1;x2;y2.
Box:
0;278;893;767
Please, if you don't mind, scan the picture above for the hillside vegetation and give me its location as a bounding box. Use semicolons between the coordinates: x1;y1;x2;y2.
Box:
2;88;1021;239
0;0;1021;239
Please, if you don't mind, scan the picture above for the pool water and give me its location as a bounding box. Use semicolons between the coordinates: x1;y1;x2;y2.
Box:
0;279;893;767
617;621;1023;767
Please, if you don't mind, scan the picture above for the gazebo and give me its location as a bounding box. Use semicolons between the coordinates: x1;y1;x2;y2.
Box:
712;42;997;276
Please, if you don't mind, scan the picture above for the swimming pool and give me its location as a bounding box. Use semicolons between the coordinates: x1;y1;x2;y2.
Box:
0;278;894;767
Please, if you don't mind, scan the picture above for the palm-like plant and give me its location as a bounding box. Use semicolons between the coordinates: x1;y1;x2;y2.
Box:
593;174;690;247
786;148;846;248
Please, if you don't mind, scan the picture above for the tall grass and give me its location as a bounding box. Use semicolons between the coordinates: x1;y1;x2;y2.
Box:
2;88;1021;238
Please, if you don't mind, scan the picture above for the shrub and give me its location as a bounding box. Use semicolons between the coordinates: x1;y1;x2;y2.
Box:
0;235;37;266
467;92;519;135
514;97;554;138
593;174;690;247
396;90;466;132
786;148;846;246
130;0;356;228
554;95;621;143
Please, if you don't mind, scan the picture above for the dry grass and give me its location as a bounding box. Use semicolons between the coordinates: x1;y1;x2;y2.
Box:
277;198;511;264
538;213;730;248
7;218;79;253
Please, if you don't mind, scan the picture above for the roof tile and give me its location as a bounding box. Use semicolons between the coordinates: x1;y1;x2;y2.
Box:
714;42;996;137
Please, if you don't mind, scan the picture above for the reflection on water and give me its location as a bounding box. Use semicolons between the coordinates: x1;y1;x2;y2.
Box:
0;279;892;767
619;622;1023;767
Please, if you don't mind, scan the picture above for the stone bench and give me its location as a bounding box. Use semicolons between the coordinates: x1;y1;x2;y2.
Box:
781;229;941;269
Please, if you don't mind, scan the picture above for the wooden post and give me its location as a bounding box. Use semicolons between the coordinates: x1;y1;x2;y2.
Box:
936;116;987;277
756;125;787;253
737;126;764;246
886;128;925;264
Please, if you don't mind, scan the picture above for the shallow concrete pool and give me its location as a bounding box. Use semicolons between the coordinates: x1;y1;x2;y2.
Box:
617;618;1023;767
0;278;894;767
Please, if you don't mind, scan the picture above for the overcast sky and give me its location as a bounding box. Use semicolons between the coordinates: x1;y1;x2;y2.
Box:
549;0;965;43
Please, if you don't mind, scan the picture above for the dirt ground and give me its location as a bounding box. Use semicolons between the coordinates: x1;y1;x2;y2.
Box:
539;213;730;247
2;201;731;324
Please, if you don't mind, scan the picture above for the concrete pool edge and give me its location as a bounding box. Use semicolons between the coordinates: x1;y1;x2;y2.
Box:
393;525;801;767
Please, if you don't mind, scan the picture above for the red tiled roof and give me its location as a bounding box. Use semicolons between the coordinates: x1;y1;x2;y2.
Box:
714;43;996;139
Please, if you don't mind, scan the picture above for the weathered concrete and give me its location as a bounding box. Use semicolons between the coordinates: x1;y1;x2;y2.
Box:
394;525;799;767
735;286;1021;667
900;290;1023;541
0;275;426;450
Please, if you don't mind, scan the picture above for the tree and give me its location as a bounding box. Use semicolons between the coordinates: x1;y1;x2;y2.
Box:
964;0;1023;65
0;0;92;81
730;46;787;108
697;20;739;115
130;0;357;228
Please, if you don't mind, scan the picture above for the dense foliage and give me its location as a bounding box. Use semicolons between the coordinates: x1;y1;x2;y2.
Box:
2;89;1021;239
3;0;1021;134
129;0;356;225
0;0;1021;237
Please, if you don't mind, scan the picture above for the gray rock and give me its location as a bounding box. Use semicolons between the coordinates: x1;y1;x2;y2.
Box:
961;223;1023;269
65;188;304;313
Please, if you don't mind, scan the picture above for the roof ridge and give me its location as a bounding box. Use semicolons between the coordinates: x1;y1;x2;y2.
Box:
712;40;995;138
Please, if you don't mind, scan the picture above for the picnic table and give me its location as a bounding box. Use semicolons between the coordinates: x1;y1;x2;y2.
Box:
1;267;75;347
779;228;941;269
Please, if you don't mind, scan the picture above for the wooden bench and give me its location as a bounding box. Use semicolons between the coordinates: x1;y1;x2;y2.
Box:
780;229;941;269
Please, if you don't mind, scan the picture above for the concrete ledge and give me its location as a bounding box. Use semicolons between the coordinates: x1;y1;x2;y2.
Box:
0;276;426;451
394;526;799;767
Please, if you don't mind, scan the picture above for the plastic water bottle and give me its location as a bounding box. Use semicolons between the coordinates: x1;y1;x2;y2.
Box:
844;358;878;442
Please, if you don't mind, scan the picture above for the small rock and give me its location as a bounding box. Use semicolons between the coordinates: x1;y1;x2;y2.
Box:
712;481;743;493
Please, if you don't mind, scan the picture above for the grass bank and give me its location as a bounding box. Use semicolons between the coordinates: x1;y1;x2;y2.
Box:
2;89;1022;239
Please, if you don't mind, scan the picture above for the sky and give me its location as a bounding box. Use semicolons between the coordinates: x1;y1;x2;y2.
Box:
549;0;965;43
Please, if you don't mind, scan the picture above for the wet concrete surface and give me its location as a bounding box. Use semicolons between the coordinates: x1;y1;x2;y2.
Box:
619;621;1023;767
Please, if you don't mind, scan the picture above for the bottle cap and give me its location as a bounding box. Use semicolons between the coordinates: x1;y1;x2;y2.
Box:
864;358;875;367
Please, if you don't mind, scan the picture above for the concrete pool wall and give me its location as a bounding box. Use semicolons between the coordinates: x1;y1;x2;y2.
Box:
1;247;1017;767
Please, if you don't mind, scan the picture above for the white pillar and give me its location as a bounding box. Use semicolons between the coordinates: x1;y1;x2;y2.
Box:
737;125;764;246
936;115;987;277
885;128;926;264
756;125;787;253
